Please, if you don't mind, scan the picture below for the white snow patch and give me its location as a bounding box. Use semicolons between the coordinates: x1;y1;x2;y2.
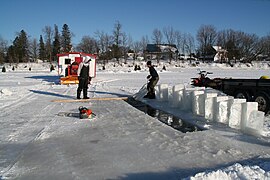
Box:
1;88;12;96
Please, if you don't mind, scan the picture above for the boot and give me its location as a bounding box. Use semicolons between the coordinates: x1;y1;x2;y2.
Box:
143;92;150;98
77;89;81;99
148;92;155;99
83;89;89;99
149;93;155;99
143;94;149;98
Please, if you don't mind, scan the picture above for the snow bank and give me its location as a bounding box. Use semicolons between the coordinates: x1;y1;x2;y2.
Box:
187;162;270;180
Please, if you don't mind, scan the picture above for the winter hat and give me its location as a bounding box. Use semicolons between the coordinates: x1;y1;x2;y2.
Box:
146;61;152;66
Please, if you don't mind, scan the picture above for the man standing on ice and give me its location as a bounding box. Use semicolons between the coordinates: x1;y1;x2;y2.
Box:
77;57;91;99
144;60;159;99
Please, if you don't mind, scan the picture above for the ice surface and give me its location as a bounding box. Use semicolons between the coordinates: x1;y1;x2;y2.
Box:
1;62;270;179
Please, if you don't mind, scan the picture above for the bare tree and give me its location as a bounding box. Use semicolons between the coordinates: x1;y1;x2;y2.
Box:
197;24;217;61
162;26;177;63
141;35;149;50
163;26;176;45
175;31;182;55
127;34;133;50
259;35;270;60
224;29;241;62
152;28;163;44
217;29;262;63
217;30;227;48
132;41;141;62
95;30;113;65
140;35;149;61
112;21;123;64
237;32;260;63
95;30;112;53
185;33;195;62
29;38;38;62
120;32;129;63
43;25;53;62
181;33;187;58
0;36;8;64
113;21;122;45
76;36;97;54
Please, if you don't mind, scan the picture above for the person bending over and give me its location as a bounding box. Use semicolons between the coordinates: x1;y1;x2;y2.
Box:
144;61;159;99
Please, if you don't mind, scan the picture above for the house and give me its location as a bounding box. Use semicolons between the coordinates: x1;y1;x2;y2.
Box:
144;44;179;60
213;46;228;62
198;46;228;62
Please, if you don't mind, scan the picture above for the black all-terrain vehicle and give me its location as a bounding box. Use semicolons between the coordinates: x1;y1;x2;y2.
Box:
191;70;270;113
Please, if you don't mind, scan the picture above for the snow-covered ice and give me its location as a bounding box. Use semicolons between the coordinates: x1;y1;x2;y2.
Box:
1;61;270;179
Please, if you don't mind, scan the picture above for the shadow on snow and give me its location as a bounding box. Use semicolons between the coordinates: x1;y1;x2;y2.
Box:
29;90;73;99
25;75;60;84
88;90;129;98
118;157;270;180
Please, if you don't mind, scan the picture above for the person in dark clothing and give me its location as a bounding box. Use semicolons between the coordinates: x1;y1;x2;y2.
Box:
144;60;159;99
77;57;91;99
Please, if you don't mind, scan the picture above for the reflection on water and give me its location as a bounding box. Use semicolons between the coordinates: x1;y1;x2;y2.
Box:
126;98;203;133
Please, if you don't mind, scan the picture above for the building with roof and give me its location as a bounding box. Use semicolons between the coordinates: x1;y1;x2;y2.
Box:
144;44;179;61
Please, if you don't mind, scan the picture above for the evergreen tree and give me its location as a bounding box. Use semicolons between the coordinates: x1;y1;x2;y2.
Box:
112;21;122;63
39;35;46;61
61;24;72;53
7;45;15;63
52;24;61;61
0;51;4;64
13;30;29;63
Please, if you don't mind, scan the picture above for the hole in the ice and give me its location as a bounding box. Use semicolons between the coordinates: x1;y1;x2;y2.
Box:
126;98;204;133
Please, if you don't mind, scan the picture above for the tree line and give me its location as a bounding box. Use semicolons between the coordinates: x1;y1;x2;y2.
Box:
0;24;72;64
0;21;270;65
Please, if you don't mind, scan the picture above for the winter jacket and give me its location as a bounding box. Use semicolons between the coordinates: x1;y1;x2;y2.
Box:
77;63;90;79
149;66;159;80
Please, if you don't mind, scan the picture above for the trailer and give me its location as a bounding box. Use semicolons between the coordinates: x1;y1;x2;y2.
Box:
57;52;96;85
192;71;270;113
219;78;270;112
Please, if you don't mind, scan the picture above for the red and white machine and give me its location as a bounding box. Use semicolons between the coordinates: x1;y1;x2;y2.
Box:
57;52;96;84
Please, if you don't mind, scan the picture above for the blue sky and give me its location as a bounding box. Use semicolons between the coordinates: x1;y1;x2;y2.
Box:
0;0;269;46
